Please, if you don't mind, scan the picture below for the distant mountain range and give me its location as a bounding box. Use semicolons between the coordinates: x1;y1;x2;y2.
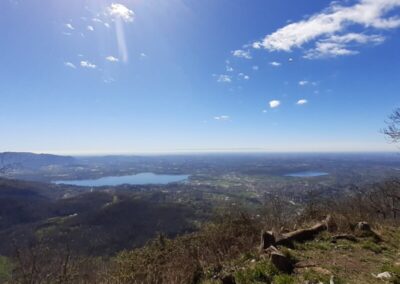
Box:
0;152;76;170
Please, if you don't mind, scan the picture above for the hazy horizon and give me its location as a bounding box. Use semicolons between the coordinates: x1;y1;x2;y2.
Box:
2;149;399;157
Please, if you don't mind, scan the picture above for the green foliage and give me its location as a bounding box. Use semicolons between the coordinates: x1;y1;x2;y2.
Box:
0;256;13;283
381;263;400;284
279;247;298;263
361;240;384;253
273;274;295;284
303;269;331;283
234;260;277;284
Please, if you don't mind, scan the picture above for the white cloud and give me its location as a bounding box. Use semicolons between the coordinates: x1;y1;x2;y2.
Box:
64;62;76;69
214;115;230;121
106;56;119;62
304;42;357;59
252;42;262;49
92;18;102;23
107;3;134;22
65;23;74;30
269;100;281;108
87;25;94;31
232;49;252;59
252;65;259;71
80;60;97;69
297;99;308;105
304;33;385;59
140;53;147;58
326;33;385;44
216;74;232;83
238;73;250;80
299;80;309;86
253;0;400;58
104;23;110;28
270;61;281;67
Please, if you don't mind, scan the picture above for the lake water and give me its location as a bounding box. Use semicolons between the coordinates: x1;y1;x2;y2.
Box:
284;171;329;178
54;172;189;187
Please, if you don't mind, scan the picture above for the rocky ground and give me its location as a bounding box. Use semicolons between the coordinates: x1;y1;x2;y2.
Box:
202;218;400;284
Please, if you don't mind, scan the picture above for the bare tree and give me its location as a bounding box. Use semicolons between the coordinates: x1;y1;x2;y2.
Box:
384;108;400;142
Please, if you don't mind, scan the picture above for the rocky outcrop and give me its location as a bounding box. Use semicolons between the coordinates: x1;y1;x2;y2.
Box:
263;246;294;273
259;230;275;251
354;221;382;242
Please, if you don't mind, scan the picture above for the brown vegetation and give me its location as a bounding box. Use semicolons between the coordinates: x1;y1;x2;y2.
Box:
3;179;400;283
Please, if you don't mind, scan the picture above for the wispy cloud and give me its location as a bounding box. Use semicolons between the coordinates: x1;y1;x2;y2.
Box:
232;49;252;59
299;80;309;86
297;99;308;105
269;100;281;108
253;0;400;58
106;56;119;62
64;62;76;69
65;23;74;30
80;60;97;69
140;53;147;58
214;115;230;121
304;33;385;59
270;61;281;67
215;74;232;83
87;25;94;32
252;65;259;71
225;60;234;72
238;73;250;80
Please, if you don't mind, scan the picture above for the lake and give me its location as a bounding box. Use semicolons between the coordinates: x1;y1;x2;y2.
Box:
54;172;190;187
284;171;329;177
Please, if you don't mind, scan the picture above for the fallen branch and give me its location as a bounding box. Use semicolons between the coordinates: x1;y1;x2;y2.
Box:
259;216;334;249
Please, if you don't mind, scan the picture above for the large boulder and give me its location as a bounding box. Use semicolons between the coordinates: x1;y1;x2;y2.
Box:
354;222;382;242
264;246;294;273
221;274;236;284
325;215;338;233
270;251;294;274
356;221;371;232
259;230;276;251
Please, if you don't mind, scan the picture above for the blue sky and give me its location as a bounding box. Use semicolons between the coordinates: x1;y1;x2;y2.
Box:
1;0;400;154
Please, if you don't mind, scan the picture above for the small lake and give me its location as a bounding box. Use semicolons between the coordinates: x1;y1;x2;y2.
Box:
54;172;189;187
284;171;329;178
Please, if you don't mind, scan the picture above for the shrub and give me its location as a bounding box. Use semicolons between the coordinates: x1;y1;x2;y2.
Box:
0;256;13;283
109;212;261;283
234;260;277;284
